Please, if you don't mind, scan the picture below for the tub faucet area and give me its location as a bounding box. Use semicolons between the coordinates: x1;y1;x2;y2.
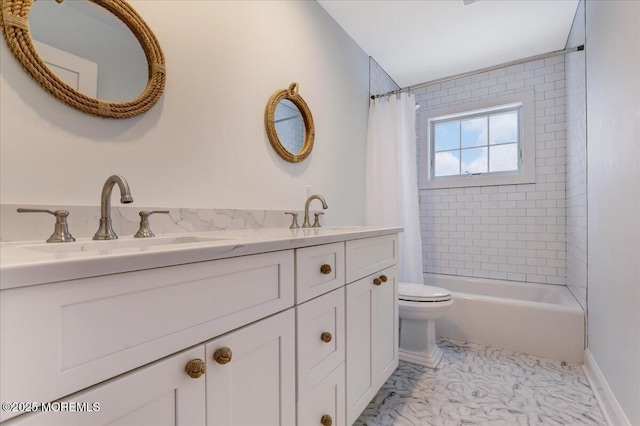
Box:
93;175;133;240
302;194;327;228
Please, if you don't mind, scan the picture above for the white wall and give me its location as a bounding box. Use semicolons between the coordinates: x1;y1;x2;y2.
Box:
586;0;640;424
0;1;369;225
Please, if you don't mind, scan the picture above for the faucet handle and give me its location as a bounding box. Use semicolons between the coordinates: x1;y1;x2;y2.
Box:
284;212;299;229
134;210;170;238
312;212;325;228
17;208;75;243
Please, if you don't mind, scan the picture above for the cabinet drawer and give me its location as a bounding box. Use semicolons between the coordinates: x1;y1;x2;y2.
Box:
296;287;345;398
4;346;206;425
0;250;294;420
295;242;345;303
297;363;345;426
345;234;398;283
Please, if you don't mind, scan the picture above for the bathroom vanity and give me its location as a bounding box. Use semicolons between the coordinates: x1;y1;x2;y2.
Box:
0;227;400;425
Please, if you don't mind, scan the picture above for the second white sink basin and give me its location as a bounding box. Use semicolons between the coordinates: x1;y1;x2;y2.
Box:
20;235;231;254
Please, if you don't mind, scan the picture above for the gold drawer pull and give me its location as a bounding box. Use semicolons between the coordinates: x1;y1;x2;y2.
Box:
213;347;233;365
320;264;332;275
320;332;332;343
185;359;206;378
321;414;333;426
380;275;388;282
373;277;382;286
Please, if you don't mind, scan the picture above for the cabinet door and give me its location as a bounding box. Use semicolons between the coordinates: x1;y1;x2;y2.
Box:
345;265;398;425
5;346;206;426
373;265;399;387
297;363;345;426
205;309;295;426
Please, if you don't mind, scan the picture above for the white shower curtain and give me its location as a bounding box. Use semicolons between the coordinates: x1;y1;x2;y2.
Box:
365;93;424;284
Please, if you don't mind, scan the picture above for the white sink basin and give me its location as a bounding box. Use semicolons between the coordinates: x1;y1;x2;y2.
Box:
20;235;231;254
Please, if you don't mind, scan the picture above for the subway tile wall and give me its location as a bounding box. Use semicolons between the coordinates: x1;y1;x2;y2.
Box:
414;57;567;285
565;1;587;310
369;57;400;98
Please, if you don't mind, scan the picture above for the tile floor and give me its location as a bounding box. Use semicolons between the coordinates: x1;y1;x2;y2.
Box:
356;338;605;426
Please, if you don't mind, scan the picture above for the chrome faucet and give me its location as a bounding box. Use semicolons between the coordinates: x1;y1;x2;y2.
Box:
93;175;133;240
302;194;328;228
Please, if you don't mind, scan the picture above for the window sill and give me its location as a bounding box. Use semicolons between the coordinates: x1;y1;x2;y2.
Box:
422;171;535;190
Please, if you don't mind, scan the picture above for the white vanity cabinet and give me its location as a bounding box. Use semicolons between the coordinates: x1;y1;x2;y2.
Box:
6;310;296;426
0;250;295;424
0;228;400;426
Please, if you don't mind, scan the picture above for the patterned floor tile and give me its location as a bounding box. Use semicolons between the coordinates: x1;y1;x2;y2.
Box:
355;339;605;426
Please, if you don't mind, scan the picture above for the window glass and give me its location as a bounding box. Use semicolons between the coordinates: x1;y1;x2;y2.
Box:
489;143;518;172
431;106;520;179
434;151;460;177
489;111;518;145
434;121;459;151
461;117;487;148
461;147;488;174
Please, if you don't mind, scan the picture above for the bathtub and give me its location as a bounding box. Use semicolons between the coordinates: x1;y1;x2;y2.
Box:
425;273;585;363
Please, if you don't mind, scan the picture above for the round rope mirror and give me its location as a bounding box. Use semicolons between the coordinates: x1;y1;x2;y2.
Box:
265;82;315;163
0;0;166;119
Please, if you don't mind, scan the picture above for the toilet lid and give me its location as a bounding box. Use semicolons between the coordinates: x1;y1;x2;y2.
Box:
399;282;451;302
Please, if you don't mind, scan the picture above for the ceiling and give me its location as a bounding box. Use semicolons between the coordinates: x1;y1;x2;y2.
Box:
318;0;579;88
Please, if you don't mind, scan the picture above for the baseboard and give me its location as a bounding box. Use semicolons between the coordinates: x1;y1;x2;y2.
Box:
582;348;631;426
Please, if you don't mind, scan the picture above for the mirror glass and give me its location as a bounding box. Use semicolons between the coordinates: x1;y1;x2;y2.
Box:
274;99;306;154
28;0;147;102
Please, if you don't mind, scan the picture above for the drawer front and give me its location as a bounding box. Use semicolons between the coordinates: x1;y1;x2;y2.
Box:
296;287;345;398
0;250;294;420
345;234;398;283
297;363;346;426
295;242;345;303
3;346;206;425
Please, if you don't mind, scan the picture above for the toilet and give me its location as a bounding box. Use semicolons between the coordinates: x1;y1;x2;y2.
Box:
398;282;453;369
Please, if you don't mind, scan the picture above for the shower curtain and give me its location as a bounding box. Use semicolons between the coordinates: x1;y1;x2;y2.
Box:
365;92;424;284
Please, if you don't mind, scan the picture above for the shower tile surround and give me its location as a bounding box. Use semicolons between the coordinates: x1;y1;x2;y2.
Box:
356;338;605;426
370;57;400;98
413;57;568;285
565;1;588;312
0;204;300;242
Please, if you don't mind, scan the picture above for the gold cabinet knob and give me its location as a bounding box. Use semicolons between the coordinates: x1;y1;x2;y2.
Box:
185;359;206;378
213;347;233;365
373;277;382;286
320;264;332;275
320;332;332;343
320;414;333;426
380;275;388;282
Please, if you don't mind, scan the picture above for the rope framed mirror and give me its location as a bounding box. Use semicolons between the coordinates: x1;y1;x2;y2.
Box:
265;82;315;163
0;0;165;119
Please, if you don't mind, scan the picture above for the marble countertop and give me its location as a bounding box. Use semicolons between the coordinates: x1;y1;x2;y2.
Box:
0;226;402;290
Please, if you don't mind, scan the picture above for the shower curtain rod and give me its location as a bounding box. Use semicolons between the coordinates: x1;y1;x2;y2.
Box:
370;45;584;100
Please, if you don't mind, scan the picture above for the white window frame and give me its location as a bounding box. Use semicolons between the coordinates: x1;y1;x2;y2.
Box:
419;91;535;189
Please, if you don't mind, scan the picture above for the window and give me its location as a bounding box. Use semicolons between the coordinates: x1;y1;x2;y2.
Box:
420;92;535;189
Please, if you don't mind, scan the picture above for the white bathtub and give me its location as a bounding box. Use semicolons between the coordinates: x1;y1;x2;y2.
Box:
425;273;585;363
